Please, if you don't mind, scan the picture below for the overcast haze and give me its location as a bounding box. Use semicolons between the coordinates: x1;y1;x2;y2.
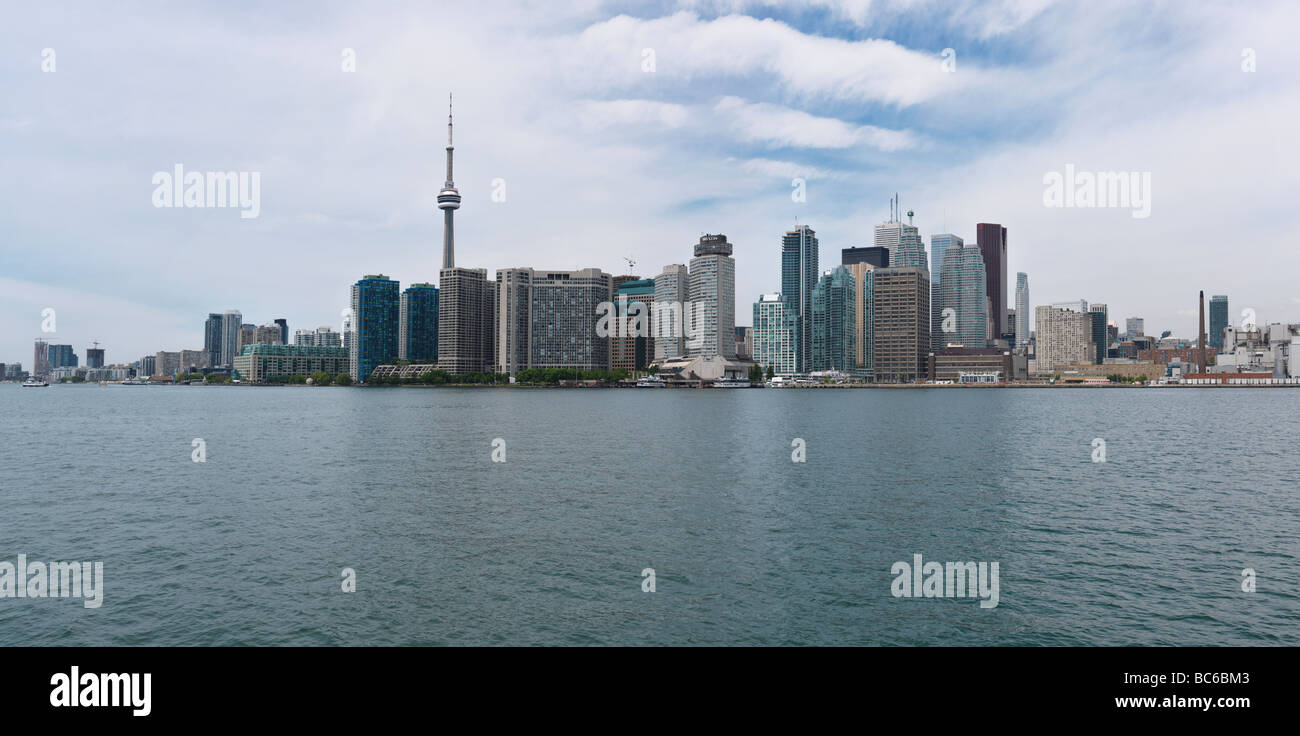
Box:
3;0;1298;365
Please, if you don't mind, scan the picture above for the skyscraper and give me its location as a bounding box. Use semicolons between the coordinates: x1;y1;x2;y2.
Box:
350;274;400;381
254;324;283;344
877;210;927;270
1035;306;1092;371
274;318;288;346
204;313;223;365
811;266;856;372
688;234;735;358
612;279;655;372
85;345;105;368
48;344;77;369
929;234;962;291
781;224;819;372
399;283;439;362
528;269;612;370
842;246;888;268
295;327;342;347
753;294;797;376
237;324;256;356
929;233;964;349
976;223;1008;341
33;339;50;377
1014;273;1029;350
1088;304;1109;364
935;244;988;350
653;264;689;361
845;262;875;377
872;267;930;383
1126;317;1144;338
494;268;533;375
220;310;243;368
1210;295;1228;350
436;98;495;374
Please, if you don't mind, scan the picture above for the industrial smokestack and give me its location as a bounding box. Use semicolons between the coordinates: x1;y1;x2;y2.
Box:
1198;290;1206;375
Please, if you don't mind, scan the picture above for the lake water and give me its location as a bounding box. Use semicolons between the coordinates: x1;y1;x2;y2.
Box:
1;383;1296;645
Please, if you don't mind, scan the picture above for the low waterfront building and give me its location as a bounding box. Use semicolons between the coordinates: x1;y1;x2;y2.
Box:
927;348;1025;383
655;354;755;384
368;363;439;381
232;344;349;383
1053;362;1160;381
1183;372;1300;385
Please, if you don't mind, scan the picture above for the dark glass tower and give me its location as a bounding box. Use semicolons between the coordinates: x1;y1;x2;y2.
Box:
1209;295;1228;351
350;275;401;382
204;313;223;366
1089;310;1107;365
841;246;888;268
976;223;1008;341
781;225;819;373
400;283;440;362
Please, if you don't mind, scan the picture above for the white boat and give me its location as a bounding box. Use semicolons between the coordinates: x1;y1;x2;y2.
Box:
121;378;149;385
713;376;751;388
636;375;667;388
21;377;49;387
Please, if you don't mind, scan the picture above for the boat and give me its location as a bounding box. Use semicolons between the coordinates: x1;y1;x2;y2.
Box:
636;375;667;388
21;377;49;387
713;376;751;388
121;378;149;385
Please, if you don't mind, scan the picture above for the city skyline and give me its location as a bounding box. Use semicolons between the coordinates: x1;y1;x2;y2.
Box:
4;2;1299;363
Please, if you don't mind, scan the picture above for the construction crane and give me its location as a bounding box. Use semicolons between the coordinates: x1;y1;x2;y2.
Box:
623;256;636;274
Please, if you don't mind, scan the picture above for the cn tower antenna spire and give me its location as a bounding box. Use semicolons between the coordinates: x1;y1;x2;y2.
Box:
438;91;461;270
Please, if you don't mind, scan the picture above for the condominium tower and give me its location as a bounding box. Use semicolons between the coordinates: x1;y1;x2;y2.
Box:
688;234;736;358
653;264;689;361
781;225;819;371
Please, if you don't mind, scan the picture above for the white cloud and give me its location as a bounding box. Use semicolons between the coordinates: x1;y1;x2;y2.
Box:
572;11;973;107
577;99;691;130
714;96;917;150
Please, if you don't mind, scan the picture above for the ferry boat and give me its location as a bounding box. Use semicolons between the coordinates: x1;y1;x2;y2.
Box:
713;376;751;388
121;378;149;385
21;377;49;387
635;375;666;388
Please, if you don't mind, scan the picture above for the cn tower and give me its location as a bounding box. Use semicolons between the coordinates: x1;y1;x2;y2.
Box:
437;93;461;270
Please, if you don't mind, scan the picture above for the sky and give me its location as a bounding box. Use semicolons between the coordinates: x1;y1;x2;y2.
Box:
2;0;1298;365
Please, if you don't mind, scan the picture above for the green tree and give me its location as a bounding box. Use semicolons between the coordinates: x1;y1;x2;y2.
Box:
335;374;353;386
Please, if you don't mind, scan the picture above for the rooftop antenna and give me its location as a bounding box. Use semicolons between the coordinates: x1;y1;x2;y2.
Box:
623;255;636;273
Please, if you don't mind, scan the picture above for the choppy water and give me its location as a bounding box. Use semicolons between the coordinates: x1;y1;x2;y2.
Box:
0;383;1296;645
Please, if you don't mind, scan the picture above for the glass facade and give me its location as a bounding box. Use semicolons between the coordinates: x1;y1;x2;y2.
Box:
350;275;400;381
400;283;439;362
753;294;797;376
811;266;857;372
781;225;819;372
1210;295;1228;350
936;244;988;350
